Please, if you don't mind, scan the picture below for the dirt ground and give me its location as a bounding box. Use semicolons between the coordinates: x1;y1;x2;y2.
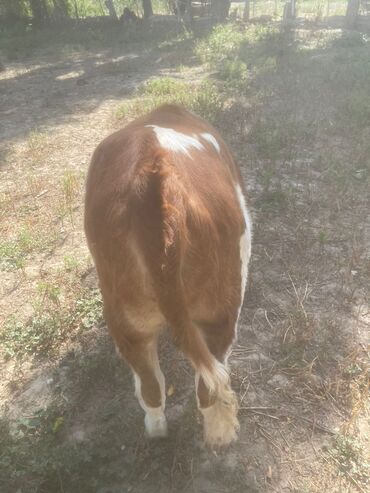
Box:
0;17;369;493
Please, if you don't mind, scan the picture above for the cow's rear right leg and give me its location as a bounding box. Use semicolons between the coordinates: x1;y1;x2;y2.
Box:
195;318;239;447
104;307;167;438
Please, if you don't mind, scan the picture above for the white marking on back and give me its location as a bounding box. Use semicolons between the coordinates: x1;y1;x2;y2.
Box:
235;184;252;321
200;132;221;153
146;125;204;156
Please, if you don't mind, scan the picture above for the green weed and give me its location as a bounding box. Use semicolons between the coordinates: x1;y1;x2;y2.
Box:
249;119;315;160
195;23;245;66
0;409;96;493
0;289;102;359
0;227;52;271
256;189;288;212
60;169;81;223
116;77;223;123
63;254;81;272
27;129;48;158
195;23;279;82
326;435;370;483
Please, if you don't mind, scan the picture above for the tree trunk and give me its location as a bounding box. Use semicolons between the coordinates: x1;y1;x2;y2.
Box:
345;0;360;28
29;0;49;26
2;0;26;20
105;0;118;19
211;0;230;21
52;0;69;19
283;0;296;23
291;0;296;17
142;0;153;18
243;0;250;21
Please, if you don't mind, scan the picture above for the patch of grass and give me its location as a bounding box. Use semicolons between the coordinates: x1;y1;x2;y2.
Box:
195;23;279;89
256;189;288;212
27;129;49;161
0;408;104;493
342;89;370;129
219;59;249;88
63;254;81;272
326;435;370;485
318;230;328;245
332;32;367;49
248;119;316;161
116;77;223;123
321;151;370;197
340;349;370;430
278;310;318;373
195;23;246;66
59;169;81;224
0;288;102;359
0;227;53;271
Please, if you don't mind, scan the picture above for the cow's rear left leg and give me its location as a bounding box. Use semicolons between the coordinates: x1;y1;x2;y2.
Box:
130;337;167;438
105;309;167;438
196;318;239;447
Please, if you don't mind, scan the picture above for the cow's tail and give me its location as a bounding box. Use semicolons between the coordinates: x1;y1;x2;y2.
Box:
130;148;237;410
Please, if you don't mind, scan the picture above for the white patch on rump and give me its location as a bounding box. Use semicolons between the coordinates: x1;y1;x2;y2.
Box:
235;184;252;317
146;125;204;156
200;132;221;153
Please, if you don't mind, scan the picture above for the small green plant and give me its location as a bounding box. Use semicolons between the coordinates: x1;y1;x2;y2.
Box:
249;119;315;161
256;189;288;212
0;289;102;359
60;169;81;223
327;435;370;483
219;59;249;88
0;227;50;271
63;254;81;272
37;280;62;306
75;289;103;330
28;129;46;151
116;77;223;123
195;24;245;66
0;404;86;492
318;231;327;245
195;23;279;71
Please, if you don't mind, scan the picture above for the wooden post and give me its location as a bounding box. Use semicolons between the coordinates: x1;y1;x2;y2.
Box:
345;0;360;28
283;0;296;23
291;0;296;18
244;0;250;21
142;0;154;18
105;0;118;19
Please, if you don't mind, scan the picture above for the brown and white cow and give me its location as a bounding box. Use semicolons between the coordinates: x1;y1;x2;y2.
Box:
84;104;252;447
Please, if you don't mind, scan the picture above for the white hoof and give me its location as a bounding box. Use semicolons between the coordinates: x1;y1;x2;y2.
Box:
200;398;239;447
144;408;168;438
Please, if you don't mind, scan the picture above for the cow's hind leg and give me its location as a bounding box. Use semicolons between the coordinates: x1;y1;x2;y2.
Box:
196;318;239;447
105;308;167;438
129;336;167;438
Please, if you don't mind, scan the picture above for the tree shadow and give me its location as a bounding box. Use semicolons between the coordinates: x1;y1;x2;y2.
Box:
0;19;200;146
